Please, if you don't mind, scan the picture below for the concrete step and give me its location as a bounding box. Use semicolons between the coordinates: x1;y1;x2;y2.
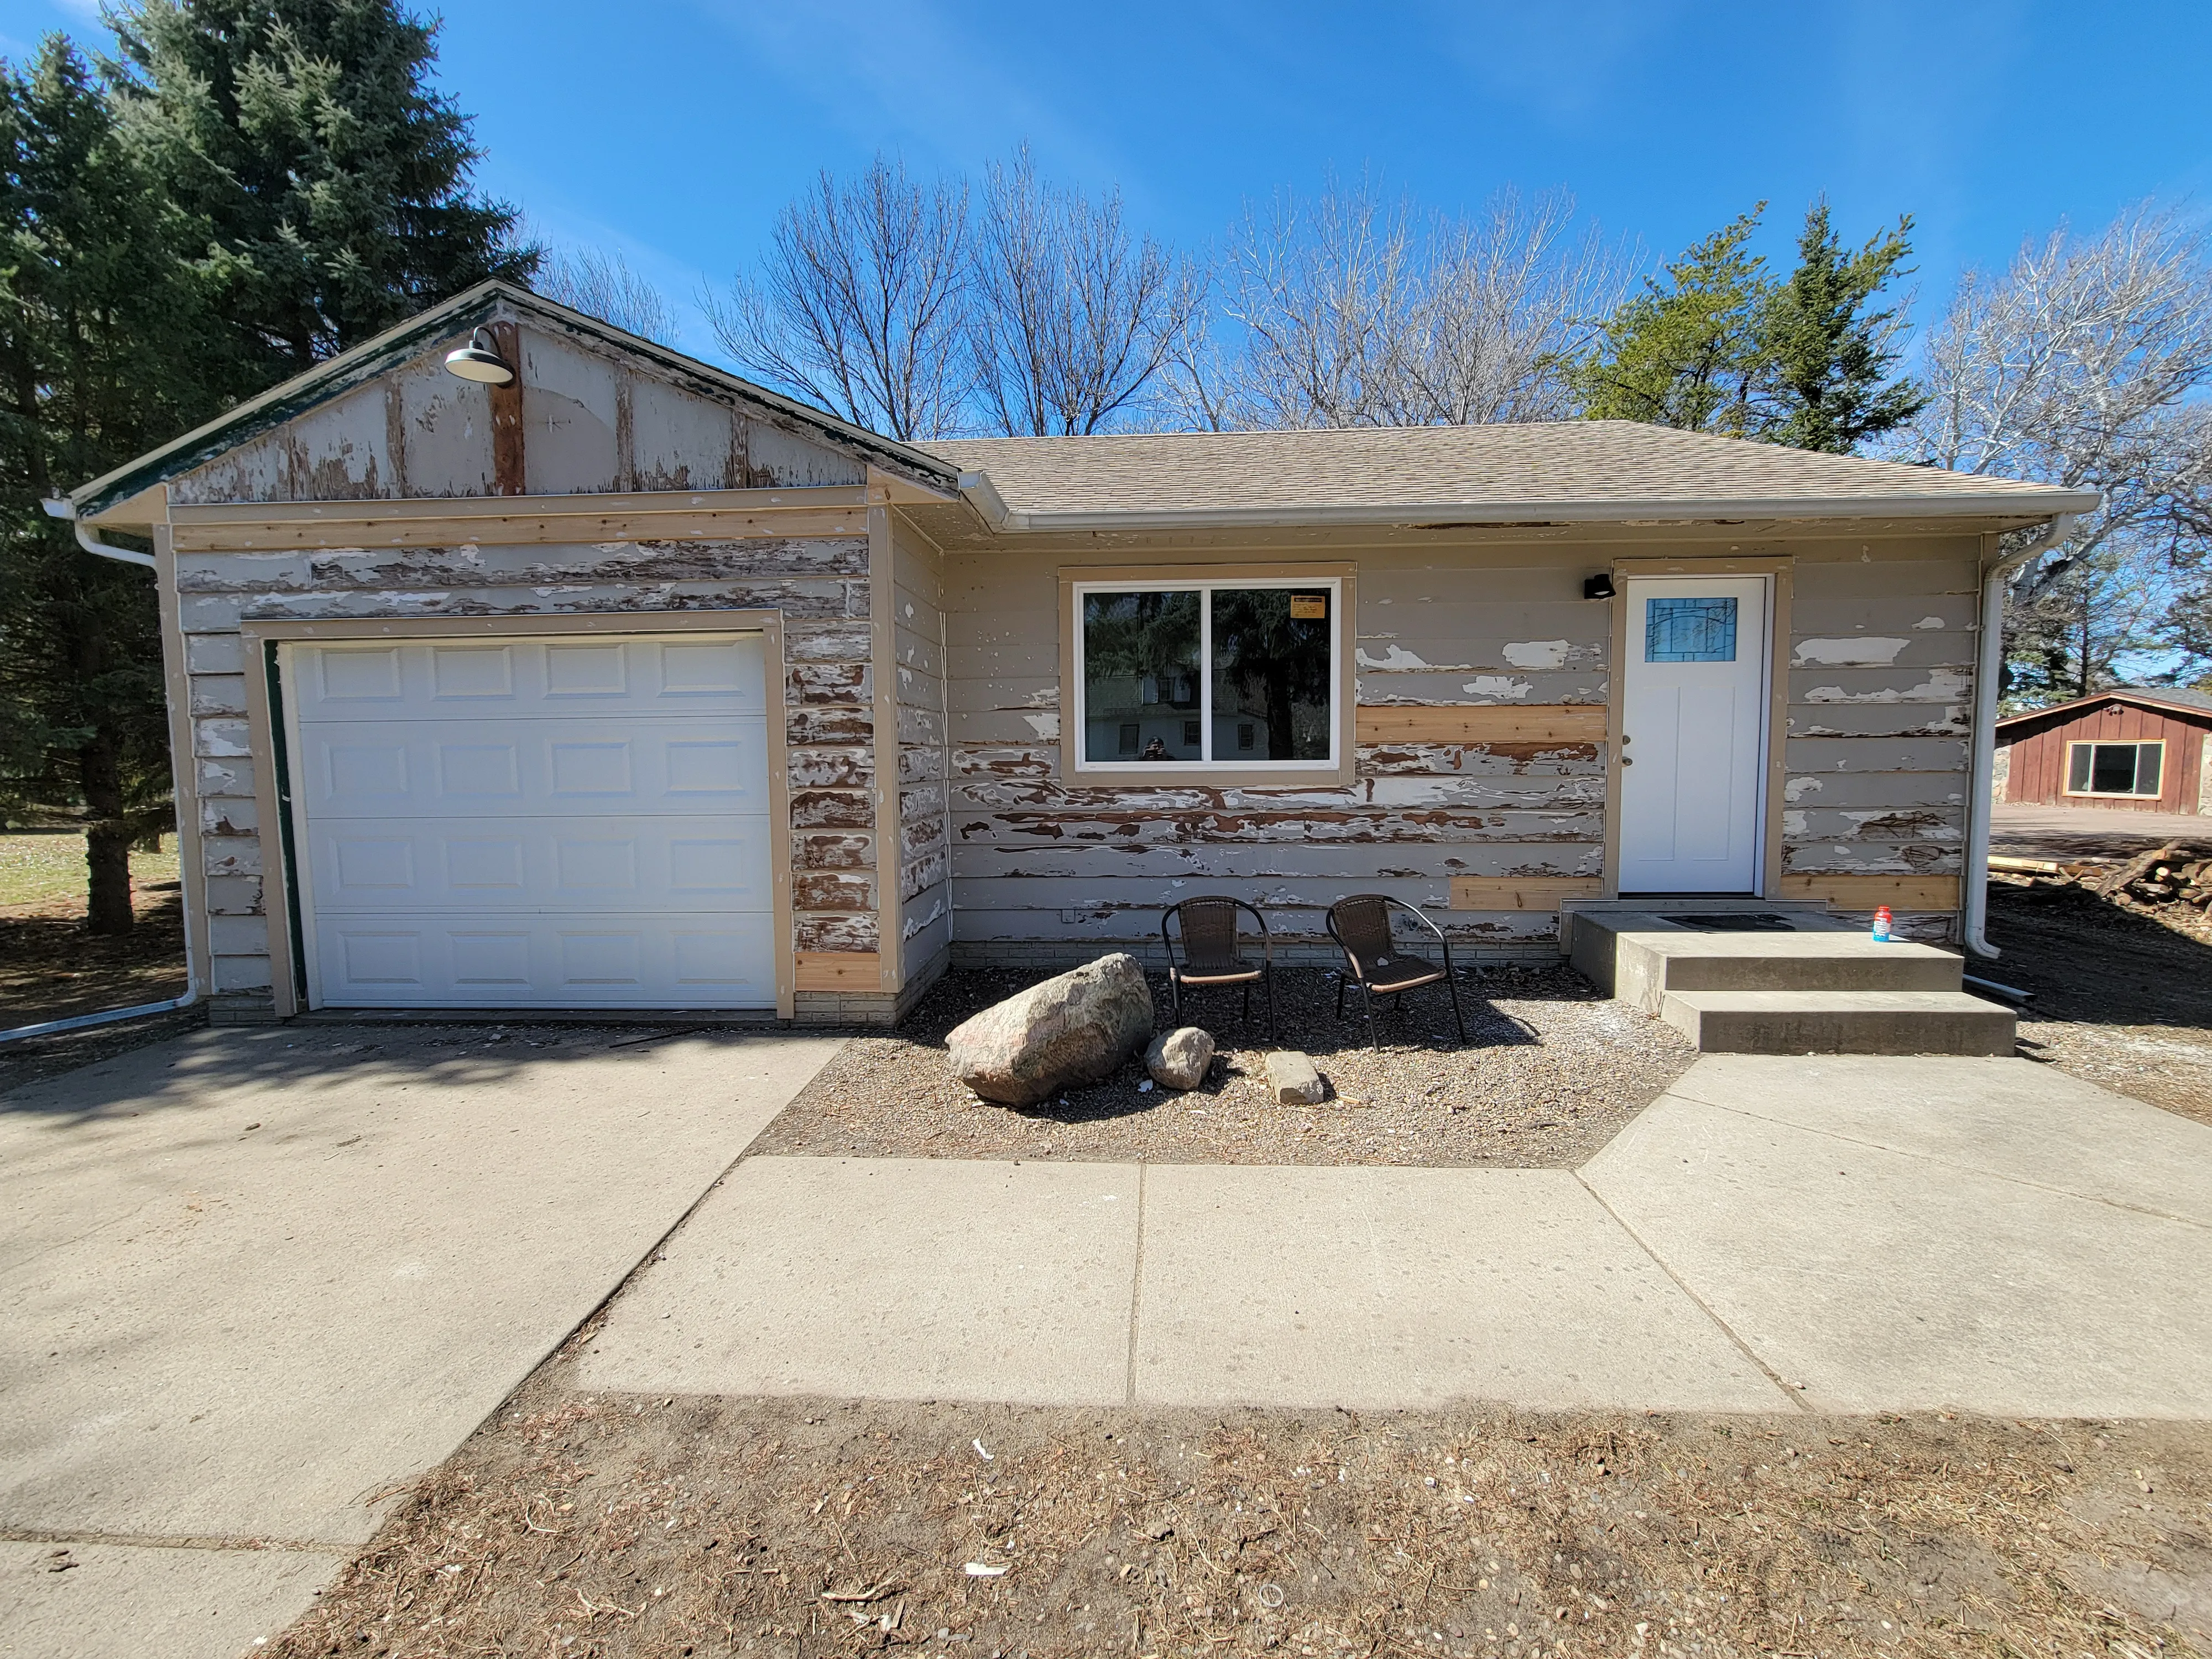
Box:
1660;989;2017;1056
1569;909;1963;1012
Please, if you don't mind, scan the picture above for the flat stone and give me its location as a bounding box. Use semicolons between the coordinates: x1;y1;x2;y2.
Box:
1145;1027;1214;1091
1265;1050;1325;1104
946;954;1155;1107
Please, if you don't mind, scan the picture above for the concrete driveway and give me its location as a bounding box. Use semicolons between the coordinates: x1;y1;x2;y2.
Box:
0;1023;843;1659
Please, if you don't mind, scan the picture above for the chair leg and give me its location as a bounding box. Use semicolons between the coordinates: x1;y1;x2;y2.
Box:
1363;984;1379;1052
1335;975;1346;1020
1170;973;1181;1025
1265;967;1278;1044
1446;972;1468;1044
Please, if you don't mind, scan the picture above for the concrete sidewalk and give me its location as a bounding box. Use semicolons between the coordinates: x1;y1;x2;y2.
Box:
0;1025;843;1659
581;1055;2212;1420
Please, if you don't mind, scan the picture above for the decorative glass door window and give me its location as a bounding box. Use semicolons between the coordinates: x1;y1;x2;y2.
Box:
1076;581;1337;768
2065;740;2164;797
1645;597;1739;662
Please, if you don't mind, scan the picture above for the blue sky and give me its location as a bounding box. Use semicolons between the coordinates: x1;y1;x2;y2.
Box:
7;0;2210;364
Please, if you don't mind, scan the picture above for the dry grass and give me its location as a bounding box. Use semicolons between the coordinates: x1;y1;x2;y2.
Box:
270;1381;2211;1659
750;966;1695;1170
0;830;178;912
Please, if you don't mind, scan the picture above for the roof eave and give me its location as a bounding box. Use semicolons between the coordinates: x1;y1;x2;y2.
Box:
972;491;2104;533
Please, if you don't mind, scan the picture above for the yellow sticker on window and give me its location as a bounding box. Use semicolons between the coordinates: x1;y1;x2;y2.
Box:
1290;593;1328;619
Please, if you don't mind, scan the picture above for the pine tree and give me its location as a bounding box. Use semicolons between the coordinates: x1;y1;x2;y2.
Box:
1757;200;1924;452
105;0;536;392
1571;207;1771;436
0;35;212;931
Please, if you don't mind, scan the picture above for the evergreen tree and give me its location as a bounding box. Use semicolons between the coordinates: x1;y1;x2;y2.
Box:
1571;207;1771;436
0;35;212;931
1758;200;1924;452
105;0;536;392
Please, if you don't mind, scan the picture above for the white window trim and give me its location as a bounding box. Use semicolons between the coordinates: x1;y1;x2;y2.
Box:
1071;576;1343;774
2062;737;2166;798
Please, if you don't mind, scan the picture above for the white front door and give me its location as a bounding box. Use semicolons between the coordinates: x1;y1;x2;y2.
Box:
284;633;776;1009
1618;576;1770;894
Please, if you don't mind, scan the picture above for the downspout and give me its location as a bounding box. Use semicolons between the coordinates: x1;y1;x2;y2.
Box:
1963;511;2079;959
1;500;205;1043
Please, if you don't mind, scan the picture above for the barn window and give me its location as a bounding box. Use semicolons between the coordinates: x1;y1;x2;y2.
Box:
1076;580;1339;769
2064;739;2164;797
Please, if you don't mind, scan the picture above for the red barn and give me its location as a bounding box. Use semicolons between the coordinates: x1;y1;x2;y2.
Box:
1995;688;2212;815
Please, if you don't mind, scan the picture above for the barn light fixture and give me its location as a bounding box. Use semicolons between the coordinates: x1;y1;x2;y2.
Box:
443;327;514;384
1582;573;1616;600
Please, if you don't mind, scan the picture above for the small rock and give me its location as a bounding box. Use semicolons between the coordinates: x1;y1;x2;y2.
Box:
1265;1050;1326;1104
1145;1026;1214;1091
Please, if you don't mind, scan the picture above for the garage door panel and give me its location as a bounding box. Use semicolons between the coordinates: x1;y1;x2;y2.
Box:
293;717;770;818
306;816;773;912
310;912;776;1008
292;635;769;722
289;632;778;1011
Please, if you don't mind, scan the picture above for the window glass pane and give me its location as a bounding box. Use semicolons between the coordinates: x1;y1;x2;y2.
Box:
1210;588;1333;761
2090;743;2138;794
2136;744;2162;796
1645;597;1738;662
2068;744;2093;792
1082;591;1201;763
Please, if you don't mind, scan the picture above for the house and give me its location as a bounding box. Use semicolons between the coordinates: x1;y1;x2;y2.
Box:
1995;688;2212;815
54;283;2095;1025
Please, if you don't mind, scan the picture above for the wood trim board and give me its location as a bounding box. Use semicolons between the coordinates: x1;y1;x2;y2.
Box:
1448;877;1604;911
796;951;881;990
1356;705;1606;745
1779;874;1961;912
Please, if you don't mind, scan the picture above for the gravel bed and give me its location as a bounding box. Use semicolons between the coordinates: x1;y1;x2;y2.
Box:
750;963;1695;1168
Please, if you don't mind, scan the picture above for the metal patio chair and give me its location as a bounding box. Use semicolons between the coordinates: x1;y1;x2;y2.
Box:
1326;893;1468;1051
1160;895;1277;1041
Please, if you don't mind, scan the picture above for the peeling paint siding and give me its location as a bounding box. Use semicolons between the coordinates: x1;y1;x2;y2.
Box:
890;517;952;985
942;537;1981;952
1780;554;1980;929
166;326;867;507
179;533;875;1002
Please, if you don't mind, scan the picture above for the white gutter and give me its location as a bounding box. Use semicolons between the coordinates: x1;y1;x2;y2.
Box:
956;471;1013;532
1963;511;2081;959
0;498;207;1041
41;494;155;567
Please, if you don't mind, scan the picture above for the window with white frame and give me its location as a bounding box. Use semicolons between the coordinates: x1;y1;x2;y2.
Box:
1074;578;1339;769
2065;739;2164;797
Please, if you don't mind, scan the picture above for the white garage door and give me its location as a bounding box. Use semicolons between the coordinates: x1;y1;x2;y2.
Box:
285;633;775;1009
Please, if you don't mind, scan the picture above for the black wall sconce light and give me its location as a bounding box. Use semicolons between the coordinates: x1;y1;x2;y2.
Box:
1582;573;1616;600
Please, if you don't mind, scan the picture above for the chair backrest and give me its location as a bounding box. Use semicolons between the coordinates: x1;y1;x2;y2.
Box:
1166;896;1262;974
1327;894;1396;972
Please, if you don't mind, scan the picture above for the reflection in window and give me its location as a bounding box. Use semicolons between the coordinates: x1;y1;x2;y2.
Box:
1082;591;1201;763
1078;583;1338;767
1211;588;1333;761
1645;597;1738;662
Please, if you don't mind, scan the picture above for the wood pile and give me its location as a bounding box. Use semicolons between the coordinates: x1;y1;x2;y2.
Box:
1990;842;2212;921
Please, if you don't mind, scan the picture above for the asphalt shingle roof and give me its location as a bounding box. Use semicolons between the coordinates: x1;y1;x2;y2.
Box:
921;422;2094;524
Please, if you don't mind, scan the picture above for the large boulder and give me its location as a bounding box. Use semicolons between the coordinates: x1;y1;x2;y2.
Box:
947;954;1156;1107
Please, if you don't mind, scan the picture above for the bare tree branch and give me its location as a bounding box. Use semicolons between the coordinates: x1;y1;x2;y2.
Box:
705;158;970;441
967;149;1206;436
1189;180;1631;430
534;244;680;345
